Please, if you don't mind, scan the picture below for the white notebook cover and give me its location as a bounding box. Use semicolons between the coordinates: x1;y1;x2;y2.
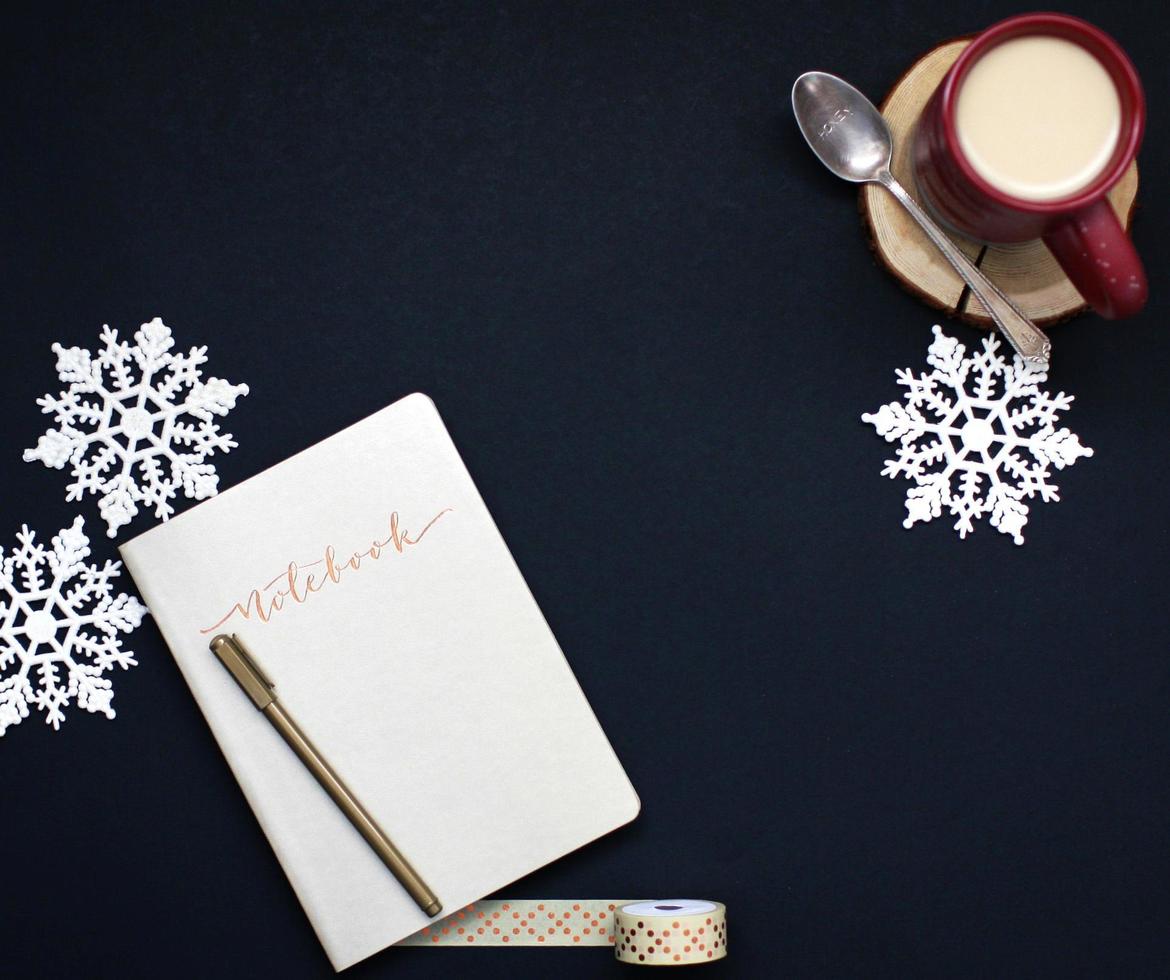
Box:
119;393;639;970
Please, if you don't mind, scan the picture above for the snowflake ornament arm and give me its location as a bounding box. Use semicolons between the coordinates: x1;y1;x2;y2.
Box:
862;326;1093;545
23;319;249;538
0;517;148;735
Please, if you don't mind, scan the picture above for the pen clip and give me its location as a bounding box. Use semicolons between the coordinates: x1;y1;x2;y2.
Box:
231;633;275;692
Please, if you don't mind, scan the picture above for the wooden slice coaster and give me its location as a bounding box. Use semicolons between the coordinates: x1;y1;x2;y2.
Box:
860;38;1139;327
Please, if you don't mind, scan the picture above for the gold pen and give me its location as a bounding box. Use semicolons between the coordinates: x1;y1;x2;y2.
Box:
209;633;442;918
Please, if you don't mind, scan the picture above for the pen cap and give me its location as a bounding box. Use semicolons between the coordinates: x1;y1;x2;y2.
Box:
209;634;276;709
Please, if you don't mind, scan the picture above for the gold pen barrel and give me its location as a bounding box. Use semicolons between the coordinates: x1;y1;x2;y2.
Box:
263;701;442;918
209;634;442;918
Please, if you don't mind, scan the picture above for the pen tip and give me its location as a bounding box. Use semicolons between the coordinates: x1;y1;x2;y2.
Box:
424;901;442;918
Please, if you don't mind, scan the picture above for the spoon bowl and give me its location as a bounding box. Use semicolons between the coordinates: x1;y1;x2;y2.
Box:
791;71;893;183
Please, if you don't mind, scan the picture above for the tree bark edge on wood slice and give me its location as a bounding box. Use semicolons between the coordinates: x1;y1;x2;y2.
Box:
859;38;1139;329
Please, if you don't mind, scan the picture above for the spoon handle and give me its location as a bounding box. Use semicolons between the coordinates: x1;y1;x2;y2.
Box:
877;170;1051;367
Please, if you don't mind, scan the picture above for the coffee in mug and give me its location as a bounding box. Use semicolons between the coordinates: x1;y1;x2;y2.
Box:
955;35;1121;202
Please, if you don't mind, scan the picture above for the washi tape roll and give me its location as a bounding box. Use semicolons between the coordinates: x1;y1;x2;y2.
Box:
398;898;728;966
614;900;727;966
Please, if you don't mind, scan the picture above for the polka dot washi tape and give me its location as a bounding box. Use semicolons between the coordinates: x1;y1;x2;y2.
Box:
614;900;728;966
397;900;624;947
397;898;727;966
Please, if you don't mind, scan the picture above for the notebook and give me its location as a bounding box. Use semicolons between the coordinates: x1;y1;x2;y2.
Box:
119;393;640;970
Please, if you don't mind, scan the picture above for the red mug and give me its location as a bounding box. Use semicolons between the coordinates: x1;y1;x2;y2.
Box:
913;13;1147;319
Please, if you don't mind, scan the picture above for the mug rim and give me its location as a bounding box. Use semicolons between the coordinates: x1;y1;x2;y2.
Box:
939;12;1145;214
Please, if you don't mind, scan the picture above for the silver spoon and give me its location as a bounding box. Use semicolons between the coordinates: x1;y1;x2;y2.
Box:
792;70;1051;367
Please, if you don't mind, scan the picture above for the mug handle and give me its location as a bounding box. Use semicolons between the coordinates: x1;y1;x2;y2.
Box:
1042;198;1147;319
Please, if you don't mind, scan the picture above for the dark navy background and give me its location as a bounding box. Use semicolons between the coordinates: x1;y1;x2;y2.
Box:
4;2;1169;976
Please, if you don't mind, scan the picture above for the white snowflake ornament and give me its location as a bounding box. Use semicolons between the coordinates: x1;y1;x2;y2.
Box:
24;318;249;538
863;326;1093;545
0;517;148;735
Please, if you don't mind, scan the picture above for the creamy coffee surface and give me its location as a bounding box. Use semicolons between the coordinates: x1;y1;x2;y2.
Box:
955;35;1121;202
